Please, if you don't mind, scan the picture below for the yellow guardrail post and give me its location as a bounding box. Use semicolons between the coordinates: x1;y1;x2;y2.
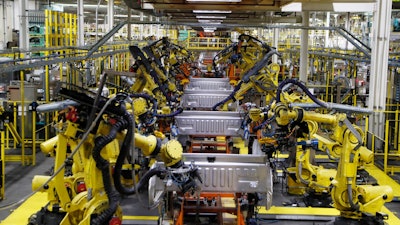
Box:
45;9;50;141
20;72;26;166
1;129;4;199
395;109;399;153
32;109;36;166
398;108;400;152
364;116;369;147
384;120;390;174
12;102;17;149
372;134;375;158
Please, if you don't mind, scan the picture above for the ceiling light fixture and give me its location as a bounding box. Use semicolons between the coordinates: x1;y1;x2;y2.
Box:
196;15;226;19
282;2;375;12
193;10;232;13
281;3;301;12
332;3;375;12
188;0;240;2
202;26;216;29
198;19;223;23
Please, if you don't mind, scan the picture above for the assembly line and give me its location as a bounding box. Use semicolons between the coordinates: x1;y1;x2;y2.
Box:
0;32;397;225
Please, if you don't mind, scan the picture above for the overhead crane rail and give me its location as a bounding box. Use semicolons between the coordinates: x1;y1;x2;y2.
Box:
0;46;130;74
0;20;161;74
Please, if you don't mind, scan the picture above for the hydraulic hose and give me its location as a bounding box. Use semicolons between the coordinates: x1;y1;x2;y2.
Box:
113;101;174;195
0;96;116;211
347;179;360;211
130;93;158;115
212;81;243;111
137;167;167;192
252;115;275;132
241;49;280;83
297;160;310;185
91;118;128;225
155;107;183;118
113;106;137;195
276;79;327;108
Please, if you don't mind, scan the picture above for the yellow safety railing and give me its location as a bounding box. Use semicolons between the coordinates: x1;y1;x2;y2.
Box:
2;100;42;165
185;37;231;51
0;129;4;200
365;109;400;175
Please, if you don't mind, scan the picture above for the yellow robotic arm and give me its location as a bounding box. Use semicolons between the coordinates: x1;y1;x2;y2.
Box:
134;133;183;167
270;100;393;223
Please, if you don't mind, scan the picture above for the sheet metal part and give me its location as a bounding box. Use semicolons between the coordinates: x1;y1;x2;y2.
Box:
185;78;233;91
181;89;233;109
174;110;243;136
149;153;273;209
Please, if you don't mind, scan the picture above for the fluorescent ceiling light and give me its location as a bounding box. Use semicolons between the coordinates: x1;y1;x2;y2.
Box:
196;15;226;19
204;29;215;32
193;10;232;13
333;3;375;12
56;3;106;8
198;19;223;23
114;14;142;18
202;26;216;30
282;2;375;12
188;0;240;2
281;3;301;12
142;3;154;9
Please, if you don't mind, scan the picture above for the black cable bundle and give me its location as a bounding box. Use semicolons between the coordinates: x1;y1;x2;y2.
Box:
91;118;127;224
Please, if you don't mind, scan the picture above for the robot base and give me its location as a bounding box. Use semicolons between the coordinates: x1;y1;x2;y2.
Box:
303;191;332;208
28;207;65;225
332;212;388;225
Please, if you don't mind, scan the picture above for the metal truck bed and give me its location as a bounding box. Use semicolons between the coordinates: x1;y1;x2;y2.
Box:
149;153;273;209
185;78;233;91
181;89;232;109
174;110;243;136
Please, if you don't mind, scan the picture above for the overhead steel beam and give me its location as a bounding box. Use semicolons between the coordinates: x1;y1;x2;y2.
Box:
172;16;302;24
148;3;282;11
0;49;129;73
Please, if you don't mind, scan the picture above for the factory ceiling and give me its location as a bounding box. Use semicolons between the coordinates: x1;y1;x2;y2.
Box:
47;0;377;31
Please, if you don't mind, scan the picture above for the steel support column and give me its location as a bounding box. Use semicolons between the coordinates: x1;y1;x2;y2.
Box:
273;27;279;64
139;12;144;40
127;9;131;41
345;12;350;50
325;12;330;48
18;0;28;51
107;0;114;42
368;0;392;145
95;0;102;42
77;0;84;46
299;11;309;82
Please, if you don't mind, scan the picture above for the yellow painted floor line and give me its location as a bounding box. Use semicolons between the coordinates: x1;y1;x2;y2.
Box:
123;215;159;221
258;206;340;216
259;206;400;225
365;164;400;198
0;192;47;225
3;192;399;225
